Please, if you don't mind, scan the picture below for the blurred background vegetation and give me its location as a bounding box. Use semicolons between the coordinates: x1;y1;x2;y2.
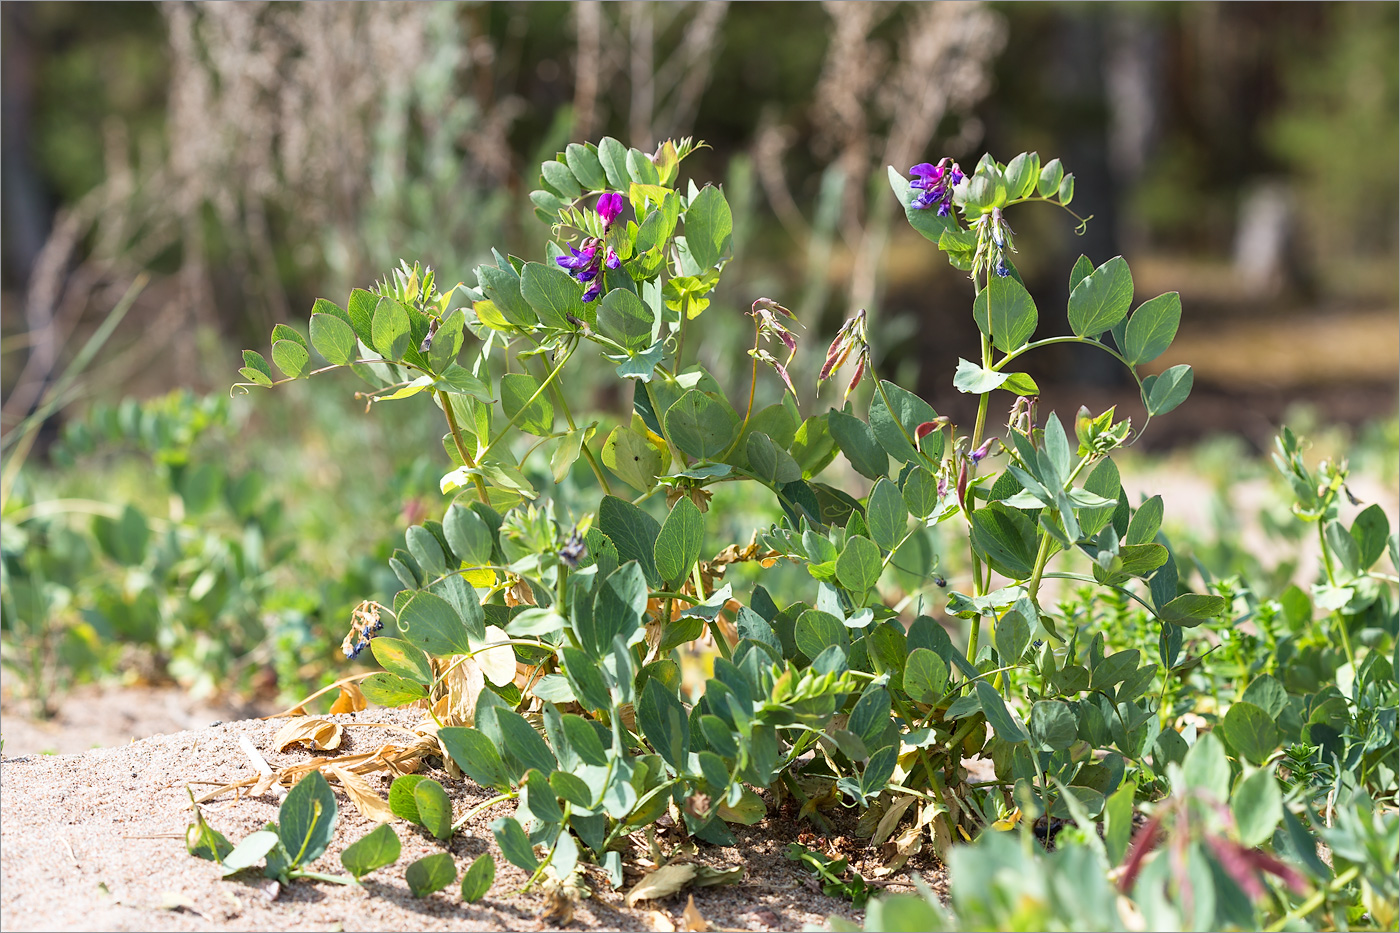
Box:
2;1;1396;714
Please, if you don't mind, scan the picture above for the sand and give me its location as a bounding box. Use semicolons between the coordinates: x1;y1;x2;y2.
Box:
0;704;942;932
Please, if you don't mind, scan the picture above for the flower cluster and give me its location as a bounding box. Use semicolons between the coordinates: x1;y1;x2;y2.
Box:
341;600;386;661
748;297;802;397
558;529;587;569
818;308;870;402
975;207;1017;278
556;193;626;302
908;158;964;216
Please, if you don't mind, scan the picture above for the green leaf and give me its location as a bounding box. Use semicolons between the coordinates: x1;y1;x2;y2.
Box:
523;769;564;825
1125;495;1164;546
1181;732;1229;801
970;503;1039;577
978;274;1038;353
500;372;555;436
406;525;447;578
1142;363;1193;416
1351;504;1390;570
975;680;1028;744
219;830;280;876
849;685;893;750
1232;769;1283;848
278;771;337;867
1057;174;1075;205
437;727;511;793
655;496;704;587
1038;159;1064;198
866;479;908;551
562;714;609;767
497;708;558;778
828;409;889;480
664;389;736;460
444;503;493;566
1004;151;1039;201
952;358;1010;395
490;817;539;871
598;287;656;352
746;432;802;485
1241;675;1288;719
565;143;607;191
346;288;378;345
887;165;957;244
413;778;454;840
901;469;941;520
428;310;466;372
1104;779;1137;866
585;561;648;657
271;339;310;379
361;672;429;707
903;648;948;705
562;645;612;711
549;771;595;810
339;823;400;880
602;423;667;492
398;591;476;657
406;852;457;898
638;679;690;771
520;262;585;330
1158;592;1226;627
994;605;1032;665
370;637;433;686
239;350;274;387
1123;292;1181;366
626;147;661;185
860;745;899;799
309;312;357;366
868;381;939;463
1067;256;1133;338
684;185;733;269
460;853;496;903
540;159;581;199
836;535;882;594
791;413;838;477
597;137;630;189
371;297;413;361
599;498;660;591
795;609;848;659
1029;700;1078;751
477;263;536;328
1221;701;1279;766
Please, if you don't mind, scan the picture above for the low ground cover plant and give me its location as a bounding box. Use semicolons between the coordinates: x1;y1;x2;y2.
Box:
181;137;1395;928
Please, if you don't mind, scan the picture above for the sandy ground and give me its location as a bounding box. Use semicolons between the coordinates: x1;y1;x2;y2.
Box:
0;704;945;932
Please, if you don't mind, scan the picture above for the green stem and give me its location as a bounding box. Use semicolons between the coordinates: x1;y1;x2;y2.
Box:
1264;865;1358;933
287;870;359;886
439;390;491;504
518;803;570;892
1026;532;1056;606
720;321;762;461
477;341;577;464
531;350;614;496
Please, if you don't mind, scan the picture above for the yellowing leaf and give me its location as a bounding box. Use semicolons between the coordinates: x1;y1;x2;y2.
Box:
273;717;343;752
626;863;697;907
328;683;367;715
325;764;395;822
872;794;918;846
462;566;497;588
992;806;1022;831
476;625;517;687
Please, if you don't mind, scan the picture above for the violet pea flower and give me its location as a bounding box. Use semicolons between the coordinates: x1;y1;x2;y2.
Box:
556;245;597;274
596;192;626;228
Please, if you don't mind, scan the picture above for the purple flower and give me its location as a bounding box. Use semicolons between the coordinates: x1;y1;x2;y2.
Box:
604;248;620;271
995;257;1010;278
582;281;601;303
909;158;964;216
596;192;626;228
556;245;597;274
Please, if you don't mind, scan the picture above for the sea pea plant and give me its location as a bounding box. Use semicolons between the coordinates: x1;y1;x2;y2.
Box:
230;138;1225;888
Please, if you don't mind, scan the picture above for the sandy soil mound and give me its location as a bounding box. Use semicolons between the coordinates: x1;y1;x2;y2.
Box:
0;706;924;932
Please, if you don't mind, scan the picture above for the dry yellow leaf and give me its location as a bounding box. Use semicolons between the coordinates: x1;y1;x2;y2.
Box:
681;894;708;931
328;682;367;715
872;793;918;846
272;717;343;752
626;863;697;907
649;910;676;932
325;764;394;822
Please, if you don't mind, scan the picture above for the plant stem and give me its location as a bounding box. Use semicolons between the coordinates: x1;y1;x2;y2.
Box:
720;320;761;461
1264;865;1358;933
532;351;613;495
1026;532;1056;606
439;390;491;504
1317;521;1357;665
477;340;577;463
452;792;515;830
288;870;359;886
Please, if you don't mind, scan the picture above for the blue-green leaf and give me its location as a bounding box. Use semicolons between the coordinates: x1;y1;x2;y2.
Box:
1123;292;1181;366
1067;256;1133;338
